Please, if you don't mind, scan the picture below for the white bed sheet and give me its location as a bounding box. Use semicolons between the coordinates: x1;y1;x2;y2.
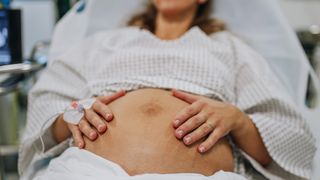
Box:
33;147;246;180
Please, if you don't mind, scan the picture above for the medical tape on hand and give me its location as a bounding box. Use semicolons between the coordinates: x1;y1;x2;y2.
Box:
63;98;96;125
38;98;96;154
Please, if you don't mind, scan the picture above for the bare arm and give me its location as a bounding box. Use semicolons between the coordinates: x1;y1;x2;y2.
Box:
231;112;272;166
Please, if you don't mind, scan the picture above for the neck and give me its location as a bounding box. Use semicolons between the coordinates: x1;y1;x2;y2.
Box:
155;9;197;40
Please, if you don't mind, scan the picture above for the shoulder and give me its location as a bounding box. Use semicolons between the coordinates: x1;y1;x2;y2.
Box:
87;27;142;48
89;27;140;40
209;31;252;53
213;32;268;65
52;27;140;62
208;31;243;46
206;30;251;55
209;31;233;42
210;31;274;78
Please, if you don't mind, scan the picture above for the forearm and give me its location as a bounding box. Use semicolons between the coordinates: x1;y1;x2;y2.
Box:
231;113;272;166
52;114;71;143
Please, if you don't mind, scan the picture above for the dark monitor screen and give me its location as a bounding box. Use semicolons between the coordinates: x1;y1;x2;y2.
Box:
0;9;22;66
0;10;11;65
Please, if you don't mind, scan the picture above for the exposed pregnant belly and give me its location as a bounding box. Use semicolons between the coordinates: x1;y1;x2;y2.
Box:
84;89;234;176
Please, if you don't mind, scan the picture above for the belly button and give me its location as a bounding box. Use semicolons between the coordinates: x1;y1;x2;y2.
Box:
140;102;163;116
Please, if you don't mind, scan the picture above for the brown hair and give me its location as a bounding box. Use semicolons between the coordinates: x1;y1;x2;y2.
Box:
128;0;225;35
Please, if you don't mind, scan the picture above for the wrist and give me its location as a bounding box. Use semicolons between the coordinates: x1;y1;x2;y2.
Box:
231;109;251;137
52;114;71;143
229;110;272;166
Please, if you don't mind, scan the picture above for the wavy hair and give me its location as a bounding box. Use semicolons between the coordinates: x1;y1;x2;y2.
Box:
128;0;226;35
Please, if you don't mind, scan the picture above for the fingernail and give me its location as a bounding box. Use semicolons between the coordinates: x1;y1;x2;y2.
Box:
174;119;180;126
98;124;105;132
199;146;206;153
106;113;112;120
176;130;184;137
78;142;82;148
184;136;192;145
90;131;96;139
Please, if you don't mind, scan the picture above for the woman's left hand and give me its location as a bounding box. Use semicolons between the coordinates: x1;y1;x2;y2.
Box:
172;89;245;153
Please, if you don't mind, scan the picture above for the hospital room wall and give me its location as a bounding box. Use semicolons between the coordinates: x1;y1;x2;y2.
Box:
279;0;320;79
279;0;320;31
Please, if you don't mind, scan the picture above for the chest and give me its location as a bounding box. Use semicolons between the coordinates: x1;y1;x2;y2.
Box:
83;39;238;102
90;46;236;80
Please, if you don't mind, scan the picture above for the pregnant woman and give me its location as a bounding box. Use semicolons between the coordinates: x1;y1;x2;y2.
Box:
19;0;315;179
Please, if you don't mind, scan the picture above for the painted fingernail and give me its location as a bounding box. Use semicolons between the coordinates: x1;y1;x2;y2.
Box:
184;136;192;145
174;119;180;126
177;130;184;137
199;146;206;153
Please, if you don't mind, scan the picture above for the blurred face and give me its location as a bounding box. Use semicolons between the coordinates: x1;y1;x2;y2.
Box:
153;0;207;17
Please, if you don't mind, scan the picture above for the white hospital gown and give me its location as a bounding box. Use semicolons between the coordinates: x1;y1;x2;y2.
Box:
19;26;316;180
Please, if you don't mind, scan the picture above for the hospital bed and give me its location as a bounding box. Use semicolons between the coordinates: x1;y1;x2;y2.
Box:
5;0;320;179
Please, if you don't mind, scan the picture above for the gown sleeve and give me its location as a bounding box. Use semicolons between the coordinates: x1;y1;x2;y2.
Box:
17;34;102;176
230;34;316;179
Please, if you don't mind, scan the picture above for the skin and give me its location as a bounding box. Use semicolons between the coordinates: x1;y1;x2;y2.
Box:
171;89;272;166
153;0;207;40
52;0;272;167
52;90;126;148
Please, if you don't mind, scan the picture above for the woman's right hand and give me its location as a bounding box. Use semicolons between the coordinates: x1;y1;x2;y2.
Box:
67;90;126;148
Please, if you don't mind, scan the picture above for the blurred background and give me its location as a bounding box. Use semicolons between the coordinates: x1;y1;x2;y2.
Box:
0;0;319;180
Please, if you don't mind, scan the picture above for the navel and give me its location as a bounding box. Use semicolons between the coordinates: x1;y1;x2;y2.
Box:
140;102;163;117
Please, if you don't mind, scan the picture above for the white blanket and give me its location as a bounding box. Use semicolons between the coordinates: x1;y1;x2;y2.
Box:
33;147;246;180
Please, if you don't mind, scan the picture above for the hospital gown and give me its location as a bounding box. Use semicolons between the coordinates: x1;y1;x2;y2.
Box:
19;26;316;180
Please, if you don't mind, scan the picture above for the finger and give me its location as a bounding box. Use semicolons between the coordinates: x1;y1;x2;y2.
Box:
92;100;113;122
173;101;203;128
85;109;107;133
183;121;215;146
68;124;85;148
172;89;198;104
175;112;207;139
198;128;223;153
98;90;126;104
78;119;98;141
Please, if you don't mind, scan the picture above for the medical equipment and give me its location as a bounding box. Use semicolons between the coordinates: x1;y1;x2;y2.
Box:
63;98;95;125
0;9;22;66
0;0;10;9
0;10;11;65
0;66;42;179
36;97;95;156
0;30;45;180
46;0;320;179
57;0;80;19
11;0;55;59
39;97;95;152
0;40;49;96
